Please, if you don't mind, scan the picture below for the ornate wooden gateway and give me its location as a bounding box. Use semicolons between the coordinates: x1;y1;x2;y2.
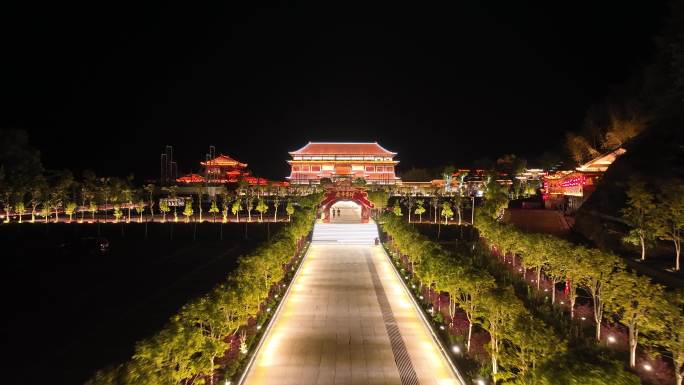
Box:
319;181;374;223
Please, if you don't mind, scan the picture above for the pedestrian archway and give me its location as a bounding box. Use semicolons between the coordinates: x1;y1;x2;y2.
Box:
329;200;362;223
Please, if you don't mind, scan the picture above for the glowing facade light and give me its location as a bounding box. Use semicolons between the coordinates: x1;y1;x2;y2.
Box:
256;325;262;330
452;345;461;354
580;316;586;321
607;335;616;343
643;364;652;371
476;379;486;385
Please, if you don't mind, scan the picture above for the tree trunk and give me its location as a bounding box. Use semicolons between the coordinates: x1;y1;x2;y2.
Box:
629;324;638;368
640;234;646;261
551;278;557;304
536;267;541;291
491;336;498;374
675;239;681;271
570;284;576;319
467;321;473;352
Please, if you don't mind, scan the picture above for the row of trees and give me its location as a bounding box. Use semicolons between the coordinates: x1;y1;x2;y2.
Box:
85;193;320;385
380;213;646;384
621;179;684;271
474;213;684;385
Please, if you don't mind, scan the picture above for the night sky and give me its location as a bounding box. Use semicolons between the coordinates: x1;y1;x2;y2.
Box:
5;1;667;180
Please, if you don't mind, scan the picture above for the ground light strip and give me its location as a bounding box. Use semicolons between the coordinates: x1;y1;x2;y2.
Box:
378;241;468;385
236;240;310;385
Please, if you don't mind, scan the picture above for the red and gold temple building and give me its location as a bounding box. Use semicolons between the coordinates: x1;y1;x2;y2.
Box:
542;148;626;212
176;154;288;187
287;142;400;185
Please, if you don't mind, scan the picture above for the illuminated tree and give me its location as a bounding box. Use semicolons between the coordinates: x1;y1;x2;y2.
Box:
65;202;77;222
231;198;242;222
135;200;145;222
255;198;268;222
221;200;228;223
183;200;194;223
28;184;45;223
209;200;219;222
414;199;426;222
605;271;667;368
286;200;295;221
480;287;525;377
196;185;204;222
578;249;624;341
658;291;684;385
273;196;281;222
449;266;496;352
503;314;564;380
621;180;656;261
440;201;453;225
246;196;255;222
367;190;389;218
47;169;74;223
14;200;25;223
431;196;439;223
113;205;123;222
143;183;155;219
159;199;170;222
87;201;97;221
453;193;463;225
392;201;402;216
652;182;684;271
403;194;414;222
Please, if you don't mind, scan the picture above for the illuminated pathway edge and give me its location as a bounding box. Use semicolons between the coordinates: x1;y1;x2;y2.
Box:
240;241;465;385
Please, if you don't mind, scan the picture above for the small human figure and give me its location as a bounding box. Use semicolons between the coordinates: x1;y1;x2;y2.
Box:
337;208;341;217
332;209;335;218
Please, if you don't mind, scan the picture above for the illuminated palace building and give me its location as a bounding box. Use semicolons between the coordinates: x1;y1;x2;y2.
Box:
287;142;400;185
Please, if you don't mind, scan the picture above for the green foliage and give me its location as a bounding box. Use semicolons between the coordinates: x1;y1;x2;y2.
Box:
209;200;219;214
392;201;403;216
182;200;194;222
414;199;426;216
620;179;656;260
352;177;366;186
255;198;268;221
651;181;684;271
286;200;295;220
440;201;453;224
85;194;319;385
367;190;389;213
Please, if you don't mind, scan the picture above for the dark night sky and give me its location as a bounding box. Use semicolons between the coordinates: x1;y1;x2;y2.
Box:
4;1;667;180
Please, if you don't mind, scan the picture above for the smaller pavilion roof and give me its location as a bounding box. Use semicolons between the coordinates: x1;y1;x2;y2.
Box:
201;154;247;168
176;174;205;183
289;142;396;156
576;148;626;173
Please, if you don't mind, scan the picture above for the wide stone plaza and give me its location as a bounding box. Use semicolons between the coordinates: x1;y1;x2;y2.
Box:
241;226;463;385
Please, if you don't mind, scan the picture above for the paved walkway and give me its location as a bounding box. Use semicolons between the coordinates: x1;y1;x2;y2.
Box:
241;243;462;385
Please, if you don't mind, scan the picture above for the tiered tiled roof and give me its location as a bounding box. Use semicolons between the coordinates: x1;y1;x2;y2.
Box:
289;142;396;156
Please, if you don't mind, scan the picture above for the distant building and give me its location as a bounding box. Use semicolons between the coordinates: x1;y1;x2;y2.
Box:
287;142;400;185
543;148;626;212
160;145;177;185
175;147;288;188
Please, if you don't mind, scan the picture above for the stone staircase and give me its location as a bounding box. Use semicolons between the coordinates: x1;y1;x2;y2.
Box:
311;222;379;244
